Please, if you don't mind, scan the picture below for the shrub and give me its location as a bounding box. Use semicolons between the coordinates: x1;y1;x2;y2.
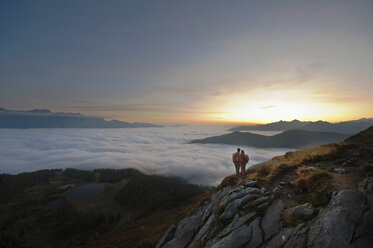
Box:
269;163;295;183
295;171;331;207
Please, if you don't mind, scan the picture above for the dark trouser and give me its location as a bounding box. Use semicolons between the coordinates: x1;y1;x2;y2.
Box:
234;163;240;178
240;164;246;175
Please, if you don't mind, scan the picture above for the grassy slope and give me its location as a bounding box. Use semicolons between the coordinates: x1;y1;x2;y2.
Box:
220;126;373;208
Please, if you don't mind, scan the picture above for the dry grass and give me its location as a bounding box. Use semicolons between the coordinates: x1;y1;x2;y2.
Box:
217;143;339;208
244;144;338;183
295;169;331;207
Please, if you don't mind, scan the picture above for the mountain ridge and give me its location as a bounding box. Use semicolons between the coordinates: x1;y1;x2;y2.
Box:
0;107;162;128
229;118;373;134
191;130;349;148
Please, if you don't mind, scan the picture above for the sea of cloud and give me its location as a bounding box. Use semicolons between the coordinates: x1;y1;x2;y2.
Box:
0;126;292;185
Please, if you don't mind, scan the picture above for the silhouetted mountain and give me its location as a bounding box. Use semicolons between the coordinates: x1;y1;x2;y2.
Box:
297;118;373;134
229;118;373;134
229;119;309;132
0;107;161;128
191;130;349;148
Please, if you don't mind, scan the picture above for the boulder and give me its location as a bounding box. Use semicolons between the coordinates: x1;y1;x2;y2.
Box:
353;204;373;248
188;214;215;247
284;203;314;226
218;187;261;212
243;180;258;188
286;203;314;216
219;212;256;237
262;226;293;248
211;187;232;203
211;224;251;248
162;207;206;248
307;190;366;248
220;194;259;221
262;200;284;241
353;178;373;247
256;202;269;214
242;197;268;210
244;217;263;248
283;223;308;248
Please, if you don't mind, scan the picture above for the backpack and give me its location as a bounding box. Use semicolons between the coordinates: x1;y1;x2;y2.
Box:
244;155;249;163
232;153;239;163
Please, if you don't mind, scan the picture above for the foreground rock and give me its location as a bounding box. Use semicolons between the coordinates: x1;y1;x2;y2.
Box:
156;178;373;248
307;190;366;247
284;203;314;226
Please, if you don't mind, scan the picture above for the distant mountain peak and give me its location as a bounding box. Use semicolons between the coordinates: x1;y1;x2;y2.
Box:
29;109;51;113
0;107;162;128
229;118;373;134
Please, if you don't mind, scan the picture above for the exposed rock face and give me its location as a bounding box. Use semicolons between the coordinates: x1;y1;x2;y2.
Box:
307;190;366;248
284;203;314;226
285;203;314;217
355;177;373;247
262;199;284;241
156;178;373;248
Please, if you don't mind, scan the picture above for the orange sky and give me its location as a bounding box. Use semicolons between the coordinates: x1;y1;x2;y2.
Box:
1;1;372;125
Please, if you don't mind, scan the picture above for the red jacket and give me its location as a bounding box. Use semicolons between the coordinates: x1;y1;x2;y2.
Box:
240;153;245;165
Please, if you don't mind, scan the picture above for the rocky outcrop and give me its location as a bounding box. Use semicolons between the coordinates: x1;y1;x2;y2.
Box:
156;178;373;248
307;190;366;248
261;199;284;241
283;203;314;226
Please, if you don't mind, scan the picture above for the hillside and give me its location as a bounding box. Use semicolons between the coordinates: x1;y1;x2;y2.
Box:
229;118;373;134
0;168;209;248
157;126;373;248
0;107;161;128
191;130;348;148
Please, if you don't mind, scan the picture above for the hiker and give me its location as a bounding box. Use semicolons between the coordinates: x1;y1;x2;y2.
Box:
232;148;241;178
240;150;246;176
241;150;249;176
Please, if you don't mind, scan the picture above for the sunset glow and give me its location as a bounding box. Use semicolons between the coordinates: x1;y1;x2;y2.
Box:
1;1;372;124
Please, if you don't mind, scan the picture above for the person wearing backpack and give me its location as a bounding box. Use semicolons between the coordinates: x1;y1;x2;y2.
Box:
241;150;249;176
240;150;246;176
232;148;241;178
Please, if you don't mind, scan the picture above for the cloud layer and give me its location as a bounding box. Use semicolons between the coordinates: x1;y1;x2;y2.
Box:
0;126;291;185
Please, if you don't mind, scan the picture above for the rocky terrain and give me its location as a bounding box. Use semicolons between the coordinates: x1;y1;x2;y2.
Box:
156;179;373;248
157;127;373;248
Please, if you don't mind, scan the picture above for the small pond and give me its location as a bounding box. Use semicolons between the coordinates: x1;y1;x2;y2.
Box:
69;183;105;202
47;198;64;208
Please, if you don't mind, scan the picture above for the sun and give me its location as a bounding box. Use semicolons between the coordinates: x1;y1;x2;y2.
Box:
200;87;354;124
